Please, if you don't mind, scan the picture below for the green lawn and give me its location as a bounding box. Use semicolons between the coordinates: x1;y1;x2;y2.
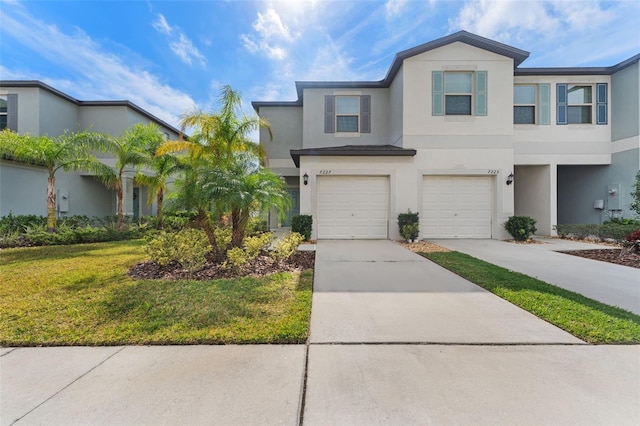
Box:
422;251;640;344
0;240;313;346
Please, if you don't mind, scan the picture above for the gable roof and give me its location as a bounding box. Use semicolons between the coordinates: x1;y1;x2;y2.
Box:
0;80;183;136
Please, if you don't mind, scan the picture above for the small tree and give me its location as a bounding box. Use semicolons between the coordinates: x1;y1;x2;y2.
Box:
0;129;110;232
630;170;640;217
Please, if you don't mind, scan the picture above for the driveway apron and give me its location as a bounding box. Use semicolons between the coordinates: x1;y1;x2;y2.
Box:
309;240;581;344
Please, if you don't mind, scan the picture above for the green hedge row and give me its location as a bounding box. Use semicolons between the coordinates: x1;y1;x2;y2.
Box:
554;223;639;242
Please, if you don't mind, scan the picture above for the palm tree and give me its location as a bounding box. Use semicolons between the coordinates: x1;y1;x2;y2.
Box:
134;130;182;229
0;129;111;232
201;153;290;247
98;123;165;230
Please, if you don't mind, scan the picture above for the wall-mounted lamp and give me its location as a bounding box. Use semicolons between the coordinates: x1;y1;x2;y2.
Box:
506;173;514;185
303;172;309;186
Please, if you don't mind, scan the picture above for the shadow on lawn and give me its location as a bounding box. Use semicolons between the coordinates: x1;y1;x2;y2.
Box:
0;240;144;264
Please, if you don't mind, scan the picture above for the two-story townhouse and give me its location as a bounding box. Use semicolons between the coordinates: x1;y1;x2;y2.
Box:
0;80;182;219
253;31;640;240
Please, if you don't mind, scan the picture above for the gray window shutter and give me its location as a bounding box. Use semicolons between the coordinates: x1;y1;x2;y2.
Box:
360;95;371;133
538;84;550;125
432;71;444;116
596;83;607;125
7;94;18;131
474;71;487;116
324;95;335;133
556;84;567;125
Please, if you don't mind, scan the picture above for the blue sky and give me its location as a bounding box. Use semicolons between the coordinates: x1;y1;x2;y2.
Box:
1;0;639;137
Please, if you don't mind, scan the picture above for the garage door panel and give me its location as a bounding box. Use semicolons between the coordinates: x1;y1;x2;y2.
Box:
421;176;492;239
318;176;389;239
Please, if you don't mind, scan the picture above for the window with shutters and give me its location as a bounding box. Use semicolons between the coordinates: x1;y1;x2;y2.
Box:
557;83;607;125
324;95;371;134
336;96;359;132
513;84;550;125
0;96;8;130
432;71;487;116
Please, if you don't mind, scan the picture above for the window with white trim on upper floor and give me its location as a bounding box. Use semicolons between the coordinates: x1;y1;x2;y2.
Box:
0;94;18;131
432;71;487;116
324;95;371;134
513;84;550;125
556;83;607;125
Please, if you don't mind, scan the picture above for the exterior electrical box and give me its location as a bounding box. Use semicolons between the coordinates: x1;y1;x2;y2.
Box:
58;190;69;213
607;184;621;210
593;200;604;210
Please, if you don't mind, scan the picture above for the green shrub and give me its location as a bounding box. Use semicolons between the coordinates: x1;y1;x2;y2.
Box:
291;215;313;241
145;229;211;271
504;216;537;241
0;213;47;234
555;223;637;242
214;226;232;252
271;232;304;262
243;232;274;260
246;216;269;235
398;210;419;241
224;247;250;270
603;218;640;226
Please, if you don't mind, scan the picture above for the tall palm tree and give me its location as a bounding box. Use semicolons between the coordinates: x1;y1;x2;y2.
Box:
0;129;111;232
134;130;182;229
97;123;165;230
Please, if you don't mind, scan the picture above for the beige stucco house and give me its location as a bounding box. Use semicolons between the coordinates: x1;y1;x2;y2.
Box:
253;31;640;240
0;81;182;219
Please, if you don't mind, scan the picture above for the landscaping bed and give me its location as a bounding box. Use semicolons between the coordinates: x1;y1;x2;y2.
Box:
559;248;640;269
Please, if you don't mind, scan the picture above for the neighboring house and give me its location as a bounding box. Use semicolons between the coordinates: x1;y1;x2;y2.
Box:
253;31;640;240
0;80;182;219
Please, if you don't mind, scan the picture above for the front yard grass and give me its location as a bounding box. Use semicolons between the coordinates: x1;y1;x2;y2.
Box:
422;251;640;344
0;240;313;346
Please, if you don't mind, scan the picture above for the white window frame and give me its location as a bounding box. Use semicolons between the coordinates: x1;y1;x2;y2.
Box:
335;96;360;134
444;72;473;116
567;84;593;124
514;84;537;125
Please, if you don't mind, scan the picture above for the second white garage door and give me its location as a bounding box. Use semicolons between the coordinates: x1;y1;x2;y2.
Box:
421;176;492;238
317;175;389;239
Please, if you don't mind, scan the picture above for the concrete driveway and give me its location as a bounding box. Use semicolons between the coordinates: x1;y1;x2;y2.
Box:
310;240;582;344
432;238;640;314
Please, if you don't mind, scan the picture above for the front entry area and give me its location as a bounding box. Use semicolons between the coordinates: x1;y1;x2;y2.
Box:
316;175;389;239
421;175;492;238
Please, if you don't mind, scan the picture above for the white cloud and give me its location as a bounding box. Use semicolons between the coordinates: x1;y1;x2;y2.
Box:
241;7;299;60
152;13;205;66
385;0;407;18
170;33;206;66
152;14;172;35
0;5;196;128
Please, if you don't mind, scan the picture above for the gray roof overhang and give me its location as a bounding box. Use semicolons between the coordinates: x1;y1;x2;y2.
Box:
289;144;417;168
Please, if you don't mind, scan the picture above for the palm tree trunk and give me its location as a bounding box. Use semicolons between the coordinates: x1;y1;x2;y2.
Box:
156;189;164;230
46;171;56;232
115;179;124;230
197;209;219;258
231;208;249;248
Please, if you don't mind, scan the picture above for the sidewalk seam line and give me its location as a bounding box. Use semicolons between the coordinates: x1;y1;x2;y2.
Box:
10;346;126;425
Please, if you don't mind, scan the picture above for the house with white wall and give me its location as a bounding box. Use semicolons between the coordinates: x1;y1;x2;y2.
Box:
253;31;640;240
0;80;182;219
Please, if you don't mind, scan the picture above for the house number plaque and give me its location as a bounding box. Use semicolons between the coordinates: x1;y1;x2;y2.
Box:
487;170;499;175
319;170;332;175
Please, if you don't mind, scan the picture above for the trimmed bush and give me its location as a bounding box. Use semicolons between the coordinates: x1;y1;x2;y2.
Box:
145;229;211;271
291;215;312;241
243;232;274;259
504;216;537;241
555;223;638;242
398;210;419;241
272;232;304;261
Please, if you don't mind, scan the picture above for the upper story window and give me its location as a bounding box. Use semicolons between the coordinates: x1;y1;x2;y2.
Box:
444;73;473;115
557;83;607;125
324;95;371;134
0;95;8;130
514;85;536;124
432;71;487;117
567;85;592;124
336;96;360;132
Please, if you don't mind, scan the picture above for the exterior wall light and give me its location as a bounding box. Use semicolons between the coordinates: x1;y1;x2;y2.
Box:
506;173;514;185
303;173;309;186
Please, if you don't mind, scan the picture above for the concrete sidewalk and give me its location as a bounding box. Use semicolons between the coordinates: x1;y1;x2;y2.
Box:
432;238;640;314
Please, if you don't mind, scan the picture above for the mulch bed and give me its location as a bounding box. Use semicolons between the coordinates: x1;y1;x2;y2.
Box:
559;248;640;269
129;251;315;281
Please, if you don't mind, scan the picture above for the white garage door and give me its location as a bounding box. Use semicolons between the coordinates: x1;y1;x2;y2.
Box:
422;176;492;238
317;175;389;239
